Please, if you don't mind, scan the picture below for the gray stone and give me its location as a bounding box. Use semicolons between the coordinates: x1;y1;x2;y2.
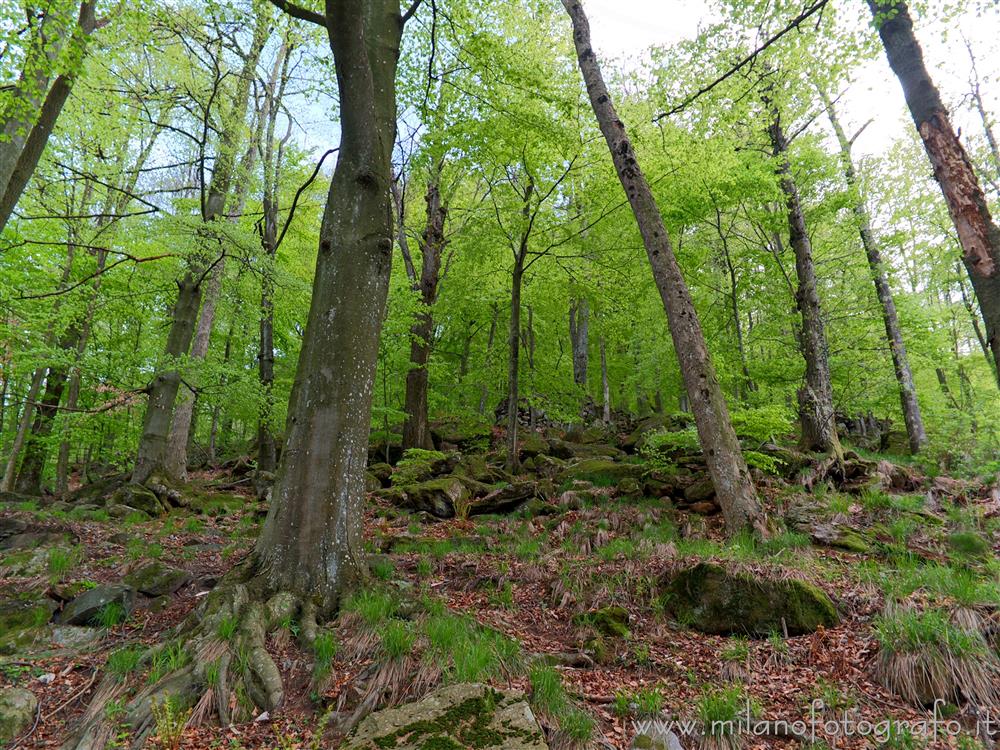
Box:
631;724;686;750
123;561;190;596
342;682;547;749
0;687;37;743
57;584;136;626
52;625;104;649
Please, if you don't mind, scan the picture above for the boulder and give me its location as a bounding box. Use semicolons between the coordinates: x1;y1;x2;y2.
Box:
0;597;58;654
379;477;469;519
123;561;191;596
108;484;165;517
57;584;136;626
470;482;539;516
662;562;838;636
573;605;630;638
631;725;686;750
682;477;715;504
364;471;382;494
0;687;37;743
557;459;644;485
519;431;550;459
367;462;394;486
429;421;492;453
342;682;547;750
548;439;623;461
66;472;128;505
1;542;72;577
52;625;104;649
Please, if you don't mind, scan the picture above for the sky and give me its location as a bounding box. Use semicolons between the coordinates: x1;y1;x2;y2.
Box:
580;0;1000;159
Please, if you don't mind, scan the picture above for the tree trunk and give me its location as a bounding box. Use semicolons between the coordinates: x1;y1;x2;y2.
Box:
478;303;498;416
401;177;447;451
0;369;44;492
600;335;611;421
822;90;927;453
870;0;1000;381
0;1;98;234
505;260;524;473
562;0;764;535
768;108;843;457
132;14;264;485
247;0;402;612
569;297;589;387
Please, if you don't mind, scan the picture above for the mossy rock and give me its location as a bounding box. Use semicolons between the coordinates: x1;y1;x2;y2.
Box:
430;421;493;453
0;687;38;743
57;584;136;626
123;561;191;596
661;562;838;636
0;597;57;654
518;432;550;459
379;476;469;519
557;458;644;486
548;439;623;461
108;484;165;517
573;605;630;638
368;462;394;486
342;682;547;749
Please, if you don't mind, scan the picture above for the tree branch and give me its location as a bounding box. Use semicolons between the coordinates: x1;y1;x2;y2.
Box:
267;0;326;27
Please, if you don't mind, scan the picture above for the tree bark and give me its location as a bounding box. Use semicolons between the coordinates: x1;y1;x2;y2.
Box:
401;173;447;451
569;297;589;387
505;258;525;473
247;0;402;612
822;90;927;453
0;369;44;492
561;0;764;534
600;335;610;421
0;1;98;234
767;107;843;457
478;303;498;416
870;0;1000;382
132;13;264;485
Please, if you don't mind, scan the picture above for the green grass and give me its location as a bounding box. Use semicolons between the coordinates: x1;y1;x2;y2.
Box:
380;621;415;660
696;685;749;736
148;642;189;684
47;546;79;580
720;637;750;663
423;611;522;683
106;646;144;678
370;557;395;581
342;588;398;626
528;665;593;742
217;615;238;640
313;631;337;677
873;608;989;657
93;601;128;628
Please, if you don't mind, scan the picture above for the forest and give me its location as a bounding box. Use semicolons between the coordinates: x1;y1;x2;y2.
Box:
1;0;1000;748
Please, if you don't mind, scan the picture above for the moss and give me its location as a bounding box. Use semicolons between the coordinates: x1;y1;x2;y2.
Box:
573;606;630;638
662;562;838;637
372;691;506;749
557;459;644;485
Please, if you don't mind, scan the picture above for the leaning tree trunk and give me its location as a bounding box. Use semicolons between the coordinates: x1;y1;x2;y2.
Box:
768;109;843;458
600;335;611;421
822;90;927;453
0;1;98;234
0;369;44;492
869;0;1000;382
561;0;764;535
401;179;447;451
248;0;403;612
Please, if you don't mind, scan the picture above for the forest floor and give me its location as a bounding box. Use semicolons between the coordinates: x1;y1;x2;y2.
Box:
2;429;1000;750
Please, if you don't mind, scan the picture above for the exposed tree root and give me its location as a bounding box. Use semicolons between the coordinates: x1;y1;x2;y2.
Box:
61;573;319;750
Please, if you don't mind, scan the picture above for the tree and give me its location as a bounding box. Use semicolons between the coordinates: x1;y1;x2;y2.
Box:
560;0;765;535
869;0;1000;383
821;88;927;453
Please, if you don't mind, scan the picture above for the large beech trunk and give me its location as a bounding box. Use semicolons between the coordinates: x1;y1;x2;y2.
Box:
822;91;927;454
870;0;1000;381
561;0;763;534
401;179;447;451
768;110;843;457
247;0;402;612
